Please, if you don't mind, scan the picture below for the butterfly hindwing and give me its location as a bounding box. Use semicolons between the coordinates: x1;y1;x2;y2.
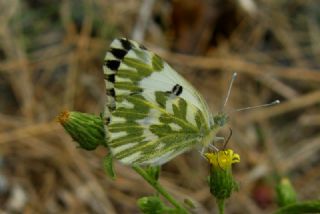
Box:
108;92;208;165
103;38;213;165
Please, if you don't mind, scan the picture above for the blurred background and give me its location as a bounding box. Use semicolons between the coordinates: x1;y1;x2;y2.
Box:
0;0;320;213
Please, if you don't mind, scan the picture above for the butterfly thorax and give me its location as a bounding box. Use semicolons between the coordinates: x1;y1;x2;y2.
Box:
202;112;229;147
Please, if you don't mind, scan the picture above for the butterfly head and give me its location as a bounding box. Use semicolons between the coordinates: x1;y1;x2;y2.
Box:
213;112;229;127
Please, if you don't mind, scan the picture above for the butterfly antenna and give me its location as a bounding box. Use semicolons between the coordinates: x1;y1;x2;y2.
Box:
233;100;280;112
222;72;237;111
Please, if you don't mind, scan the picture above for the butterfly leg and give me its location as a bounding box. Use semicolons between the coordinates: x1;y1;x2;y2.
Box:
208;144;219;152
200;147;205;155
199;143;219;154
199;147;209;160
205;136;225;153
198;144;219;161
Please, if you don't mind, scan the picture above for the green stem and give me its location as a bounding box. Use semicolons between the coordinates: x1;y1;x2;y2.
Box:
274;200;320;214
217;199;225;214
132;165;189;214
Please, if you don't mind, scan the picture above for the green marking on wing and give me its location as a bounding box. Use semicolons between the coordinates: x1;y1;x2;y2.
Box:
152;54;164;71
133;47;150;63
155;91;167;108
116;94;150;116
123;57;153;77
117;69;142;82
109;136;146;148
195;109;206;129
133;138;198;164
114;133;198;160
112;110;149;121
108;121;141;131
114;81;142;92
172;98;187;120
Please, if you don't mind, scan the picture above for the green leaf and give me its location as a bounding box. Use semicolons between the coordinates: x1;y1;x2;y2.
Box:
103;153;116;179
274;200;320;214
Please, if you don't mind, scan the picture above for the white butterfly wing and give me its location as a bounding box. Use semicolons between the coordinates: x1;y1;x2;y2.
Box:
103;38;213;165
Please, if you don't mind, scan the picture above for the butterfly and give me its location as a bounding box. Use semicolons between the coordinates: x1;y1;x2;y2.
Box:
103;38;228;166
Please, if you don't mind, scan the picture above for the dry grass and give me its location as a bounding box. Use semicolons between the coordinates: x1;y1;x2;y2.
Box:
0;0;319;213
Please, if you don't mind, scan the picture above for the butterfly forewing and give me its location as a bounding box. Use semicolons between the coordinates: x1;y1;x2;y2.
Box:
103;38;213;165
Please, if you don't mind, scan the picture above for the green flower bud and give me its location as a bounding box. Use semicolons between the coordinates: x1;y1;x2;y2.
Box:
276;178;297;207
57;111;106;150
137;196;166;214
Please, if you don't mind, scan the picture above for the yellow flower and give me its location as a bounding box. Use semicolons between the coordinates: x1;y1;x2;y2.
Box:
205;149;240;213
205;149;240;170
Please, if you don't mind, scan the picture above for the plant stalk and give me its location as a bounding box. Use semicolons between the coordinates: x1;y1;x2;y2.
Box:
132;165;189;214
